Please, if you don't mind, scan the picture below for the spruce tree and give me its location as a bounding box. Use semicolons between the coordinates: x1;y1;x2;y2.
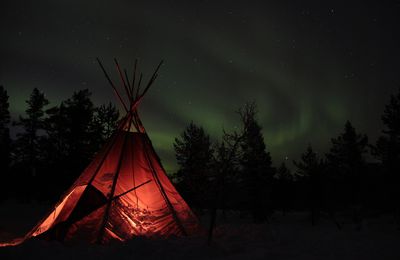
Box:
326;121;368;227
64;89;96;165
0;86;11;199
294;145;323;225
373;88;400;224
44;89;97;191
15;88;49;175
238;102;275;222
275;162;293;215
44;103;70;165
93;102;120;143
173;121;213;208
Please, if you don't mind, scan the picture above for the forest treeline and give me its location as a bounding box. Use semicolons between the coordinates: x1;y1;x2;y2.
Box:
0;87;120;200
173;89;400;227
0;85;399;227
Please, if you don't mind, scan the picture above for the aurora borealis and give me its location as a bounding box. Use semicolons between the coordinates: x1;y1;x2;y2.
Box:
1;1;399;172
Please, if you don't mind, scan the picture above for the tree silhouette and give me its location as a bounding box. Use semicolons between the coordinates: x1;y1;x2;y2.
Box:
14;88;49;177
93;102;120;143
326;121;368;228
294;145;323;225
213;131;243;210
208;130;244;244
274;161;293;216
44;103;70;167
0;86;11;199
373;88;400;225
238;102;275;222
173;121;214;208
44;89;99;192
64;89;97;167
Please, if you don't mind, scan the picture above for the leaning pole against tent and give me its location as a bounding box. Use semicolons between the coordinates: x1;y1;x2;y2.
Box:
0;58;199;246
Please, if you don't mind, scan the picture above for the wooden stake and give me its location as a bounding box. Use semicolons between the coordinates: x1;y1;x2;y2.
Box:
139;60;163;98
96;58;128;112
114;58;132;105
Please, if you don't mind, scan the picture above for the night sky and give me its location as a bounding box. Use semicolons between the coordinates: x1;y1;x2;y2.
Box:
1;1;400;172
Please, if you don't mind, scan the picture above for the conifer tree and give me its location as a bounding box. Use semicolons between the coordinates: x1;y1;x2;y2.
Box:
44;89;97;191
294;145;323;225
326;121;368;227
275;162;293;215
15;88;49;175
174;121;213;208
238;102;275;222
0;86;11;199
94;102;120;142
373;88;400;224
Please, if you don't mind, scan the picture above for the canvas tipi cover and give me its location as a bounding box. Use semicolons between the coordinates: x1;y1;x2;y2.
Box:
1;59;199;246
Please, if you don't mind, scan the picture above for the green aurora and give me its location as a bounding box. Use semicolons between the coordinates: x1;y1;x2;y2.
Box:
1;1;399;173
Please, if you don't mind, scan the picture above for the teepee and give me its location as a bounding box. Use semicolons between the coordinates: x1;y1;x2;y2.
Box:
1;59;199;246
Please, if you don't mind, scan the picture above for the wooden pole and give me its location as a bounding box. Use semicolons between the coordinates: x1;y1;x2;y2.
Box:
96;58;128;113
124;68;132;100
96;113;134;244
142;133;187;236
114;58;132;105
139;60;163;98
111;179;152;201
135;73;143;100
130;59;137;99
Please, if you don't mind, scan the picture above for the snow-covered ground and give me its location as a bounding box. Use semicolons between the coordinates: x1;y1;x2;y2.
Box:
0;200;399;259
